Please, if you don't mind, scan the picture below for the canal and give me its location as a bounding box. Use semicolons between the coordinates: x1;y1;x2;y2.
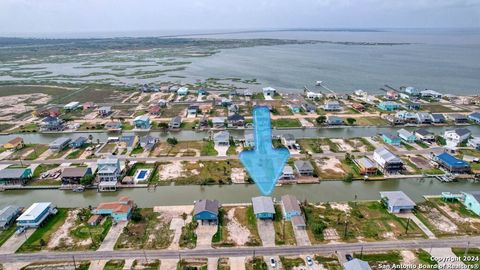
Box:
1;125;479;144
1;178;478;208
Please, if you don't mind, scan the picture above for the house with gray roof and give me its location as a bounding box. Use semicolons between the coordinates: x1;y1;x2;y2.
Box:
281;195;306;228
294;160;314;176
193;199;220;223
0;168;32;185
61;167;93;185
139;135;158;151
343;259;372;270
0;205;21;230
373;147;403;173
252;196;275;219
213;131;230;146
415;129;435;142
169;116;182;129
281;134;296;148
380;191;416;213
49;137;71;151
212;117;226;128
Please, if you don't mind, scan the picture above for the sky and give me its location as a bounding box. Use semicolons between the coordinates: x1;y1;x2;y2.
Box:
0;0;479;37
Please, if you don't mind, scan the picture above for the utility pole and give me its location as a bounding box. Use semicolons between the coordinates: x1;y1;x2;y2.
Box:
253;249;256;259
464;241;470;257
72;255;77;269
405;218;410;235
143;249;149;263
344;221;348;238
360;246;364;259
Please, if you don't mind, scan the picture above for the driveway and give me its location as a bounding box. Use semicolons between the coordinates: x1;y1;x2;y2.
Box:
396;213;436;239
160;259;179;270
0;229;35;254
195;223;217;249
97;221;127;251
257;219;276;247
292;224;311;246
88;260;107;270
214;145;229;157
427;248;467;269
208;257;218;270
168;217;185;250
229;257;246;270
264;256;282;270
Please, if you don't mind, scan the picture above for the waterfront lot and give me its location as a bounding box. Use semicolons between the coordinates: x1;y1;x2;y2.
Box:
273;205;297;246
150;141;205;157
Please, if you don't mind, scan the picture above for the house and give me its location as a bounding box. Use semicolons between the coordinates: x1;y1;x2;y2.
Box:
193;199;220;222
323;100;341;111
34;106;60;118
444;128;471;146
82;102;95;111
378;101;401;111
294;160;314;176
415;129;435;142
373;147;403;173
16;202;57;228
468;137;480;150
420;90;443;99
169;116;182;129
98;106;112;117
61;167;93;185
139;135;158;151
229;89;238;97
282;165;295;179
405;86;420;96
416;112;432;124
434;152;470;174
469;112;480;124
352;103;365;112
40;116;64;131
382;133;401;146
326;116;344;125
461;192;480;216
354;89;368;97
49;137;71;151
133;115;151;129
212;117;226;128
447;114;469;124
343;259;372;270
227;113;245;127
385;90;399;100
288;102;302;113
177;87;189;96
302;103;316;113
97;157;121;182
403;102;421;110
380;191;416;213
197;88;207;95
120;135;139;151
397;129;416;143
221;98;232;106
0;168;32;185
243;89;253;97
281;134;296;148
384;115;404;125
305;91;322;100
262;87;276;97
187;105;199;116
430;113;446;123
244;132;255;148
280;195;302;220
92;196;134;221
252;196;275;220
395;111;417;123
148;105;161;115
228;104;239;114
0;205;21;230
354;157;377;175
3;137;25;151
213;131;230;146
64;101;80;111
70;136;87;148
105;121;122;132
157;99;168;108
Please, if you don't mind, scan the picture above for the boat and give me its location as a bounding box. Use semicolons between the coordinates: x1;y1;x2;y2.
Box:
316;80;323;86
72;185;85;192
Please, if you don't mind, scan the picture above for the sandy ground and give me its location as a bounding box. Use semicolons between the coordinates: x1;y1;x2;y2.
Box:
48;209;78;249
88;260;108;270
330;203;351;213
175;148;200;157
0;150;13;160
195;223;217;249
257;219;275;247
229;257;246;270
154;205;193;250
160;259;179;270
157;161;184;180
299;118;314;128
215;145;229;157
418;205;458;233
316;157;344;173
438;204;480;224
323;228;340;240
2;262;30;270
0;93;50;119
231;168;246;184
401;250;418;264
208;257;218;270
227;208;251;246
331;139;354;152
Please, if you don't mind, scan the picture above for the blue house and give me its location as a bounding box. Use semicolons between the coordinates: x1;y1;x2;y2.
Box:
378;101;401;111
382;133;401;146
405;86;420;96
462;192;480;216
434;152;470;174
380;191;416;213
280;195;302;220
92;196;134;221
252;196;275;220
398;129;416;143
197;88;207;95
288;102;301;113
0;168;32;185
17;202;57;228
133;115;151;129
469;112;480;124
193;199;220;223
403;102;421;111
430;113;446;123
326;116;344;125
70;136;87;148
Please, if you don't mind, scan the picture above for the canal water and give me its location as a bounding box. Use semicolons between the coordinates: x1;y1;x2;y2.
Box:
1;125;479;144
1;178;479;208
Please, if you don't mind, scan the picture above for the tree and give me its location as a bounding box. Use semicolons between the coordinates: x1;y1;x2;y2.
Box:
130;208;143;222
316;115;326;125
343;172;354;182
80;174;95;186
39;238;46;247
158;122;169;131
167;137;178;146
346;118;356;125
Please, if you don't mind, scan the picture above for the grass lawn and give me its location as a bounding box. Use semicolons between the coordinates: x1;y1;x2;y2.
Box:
179;220;197;249
459;149;480;158
10;123;39;133
314;255;341;270
273;206;296;246
280;257;304;270
271;118;301;128
354;117;389;126
170;160;242;185
297;138;340;154
246;257;268;270
415;249;437;266
416;140;429;149
132;260;160;270
234;206;261;246
227;145;237;155
0;226;16;247
65;149;83;159
104;260;125;270
17;208;69;253
212;208;233;246
130;146;144;155
201;141;218;156
24;145;49;160
66;215;112;251
152;141;204;157
32;164;59;178
452;248;480;266
47;148;71;159
401;142;415;150
353;251;402;267
115;208;172;249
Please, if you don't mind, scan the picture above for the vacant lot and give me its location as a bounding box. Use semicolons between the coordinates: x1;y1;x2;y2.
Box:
151;141;203;157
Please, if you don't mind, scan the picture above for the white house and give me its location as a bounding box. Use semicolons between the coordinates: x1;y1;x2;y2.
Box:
444;128;471;146
405;86;420;96
64;101;80;111
323;100;341;111
213;131;230;146
262;87;276;98
16;202;57;228
281;165;295;180
281;134;296;148
305;91;323;100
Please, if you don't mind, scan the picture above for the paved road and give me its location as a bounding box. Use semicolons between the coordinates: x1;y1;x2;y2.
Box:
0;237;476;263
0;147;445;165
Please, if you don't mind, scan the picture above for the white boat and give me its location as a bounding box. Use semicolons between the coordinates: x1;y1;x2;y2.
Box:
72;185;85;192
316;80;323;86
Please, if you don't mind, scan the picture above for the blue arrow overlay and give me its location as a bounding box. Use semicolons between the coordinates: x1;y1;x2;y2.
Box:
239;106;290;195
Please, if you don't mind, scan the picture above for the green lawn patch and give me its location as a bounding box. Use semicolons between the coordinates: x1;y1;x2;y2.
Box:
130;146;144;155
66;149;83;159
32;164;59;179
246;257;267;270
104;260;125;270
24;145;49;160
280;257;305;270
179;220;197;249
0;226;16;247
452;248;480;266
201;141;218;156
273;205;296;245
212;208;232;246
271;118;301;128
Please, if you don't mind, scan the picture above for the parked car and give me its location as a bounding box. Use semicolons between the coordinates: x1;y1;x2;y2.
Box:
306;256;314;266
15;227;25;235
270;258;276;268
345;254;353;261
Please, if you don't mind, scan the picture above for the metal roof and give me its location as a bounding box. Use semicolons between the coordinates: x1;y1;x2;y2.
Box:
17;202;52;221
193;199;220;216
252;196;275;215
374;147;401;163
0;205;20;222
343;259;372;270
0;168;30;179
281;194;301;213
380;191;416;208
61;167;90;178
49;137;71;146
294;160;314;172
